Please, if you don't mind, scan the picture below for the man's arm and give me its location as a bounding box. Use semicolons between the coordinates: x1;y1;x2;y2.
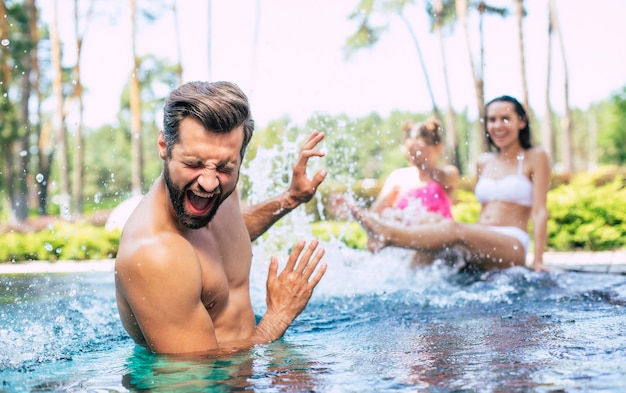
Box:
243;130;327;241
117;237;326;355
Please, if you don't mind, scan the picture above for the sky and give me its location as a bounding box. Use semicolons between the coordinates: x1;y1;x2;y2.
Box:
40;0;626;129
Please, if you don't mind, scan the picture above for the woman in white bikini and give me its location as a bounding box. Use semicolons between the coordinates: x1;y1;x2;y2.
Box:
352;95;551;272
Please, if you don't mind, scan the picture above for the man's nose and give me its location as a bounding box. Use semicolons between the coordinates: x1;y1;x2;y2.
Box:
197;170;219;193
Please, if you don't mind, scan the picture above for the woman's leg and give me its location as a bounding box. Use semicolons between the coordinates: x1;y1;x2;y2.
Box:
353;209;526;269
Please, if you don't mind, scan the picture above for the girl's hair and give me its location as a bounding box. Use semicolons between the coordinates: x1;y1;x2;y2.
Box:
484;95;532;151
402;117;443;146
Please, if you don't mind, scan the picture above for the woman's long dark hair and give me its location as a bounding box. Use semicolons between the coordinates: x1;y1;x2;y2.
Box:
484;95;532;151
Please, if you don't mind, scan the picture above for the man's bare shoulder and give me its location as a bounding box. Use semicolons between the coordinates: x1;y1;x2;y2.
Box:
115;230;199;279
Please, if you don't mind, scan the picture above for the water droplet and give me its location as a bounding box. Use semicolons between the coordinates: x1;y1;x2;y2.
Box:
35;173;44;183
19;150;27;157
44;243;53;251
1;39;9;46
513;244;519;250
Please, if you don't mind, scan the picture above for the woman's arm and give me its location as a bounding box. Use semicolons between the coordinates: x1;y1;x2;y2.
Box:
529;148;552;272
420;162;460;198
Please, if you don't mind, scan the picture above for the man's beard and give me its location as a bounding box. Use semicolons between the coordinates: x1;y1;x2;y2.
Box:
163;164;234;229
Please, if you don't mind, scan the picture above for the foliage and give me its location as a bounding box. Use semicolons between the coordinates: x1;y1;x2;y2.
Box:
597;86;626;165
0;222;120;262
547;167;626;251
1;166;625;263
451;189;480;223
310;221;368;250
310;166;626;253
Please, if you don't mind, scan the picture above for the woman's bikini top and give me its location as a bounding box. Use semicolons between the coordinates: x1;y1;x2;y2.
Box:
474;152;533;207
395;180;453;218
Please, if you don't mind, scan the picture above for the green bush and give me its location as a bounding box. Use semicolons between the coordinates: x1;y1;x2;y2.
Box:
1;167;624;263
547;167;626;251
310;220;368;250
0;221;120;263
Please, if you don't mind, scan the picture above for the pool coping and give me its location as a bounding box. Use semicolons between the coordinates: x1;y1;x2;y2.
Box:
0;250;625;275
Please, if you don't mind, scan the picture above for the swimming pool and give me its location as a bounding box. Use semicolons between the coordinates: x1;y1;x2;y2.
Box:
2;244;626;392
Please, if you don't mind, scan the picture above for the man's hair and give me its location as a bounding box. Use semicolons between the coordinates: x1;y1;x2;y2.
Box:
402;117;444;146
162;81;255;159
484;95;532;151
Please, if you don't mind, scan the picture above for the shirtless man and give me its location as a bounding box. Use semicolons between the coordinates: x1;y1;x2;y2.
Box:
115;81;328;355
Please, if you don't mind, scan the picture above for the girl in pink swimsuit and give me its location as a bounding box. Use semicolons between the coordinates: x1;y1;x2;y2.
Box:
353;96;552;272
371;118;458;227
366;119;459;267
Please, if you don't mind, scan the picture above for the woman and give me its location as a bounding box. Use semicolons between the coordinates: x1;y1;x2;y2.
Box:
371;118;459;225
353;96;551;272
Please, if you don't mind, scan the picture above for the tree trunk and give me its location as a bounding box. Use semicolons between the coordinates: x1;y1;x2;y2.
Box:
27;0;48;216
14;0;38;222
542;1;554;162
130;0;143;196
432;0;460;171
475;2;487;153
207;0;212;81
457;0;485;163
52;0;71;218
172;0;183;85
70;0;95;214
0;0;15;222
514;0;530;115
398;12;442;121
550;0;572;173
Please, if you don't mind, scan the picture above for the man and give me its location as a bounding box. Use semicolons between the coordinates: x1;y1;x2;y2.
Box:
115;81;328;355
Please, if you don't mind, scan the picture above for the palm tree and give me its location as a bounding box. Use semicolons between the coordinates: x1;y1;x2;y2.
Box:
456;0;507;154
71;0;95;215
172;0;183;85
550;0;572;173
430;0;459;169
207;0;212;81
514;0;530;114
51;0;71;218
0;0;16;222
27;0;51;216
129;0;143;196
344;0;441;121
542;1;554;162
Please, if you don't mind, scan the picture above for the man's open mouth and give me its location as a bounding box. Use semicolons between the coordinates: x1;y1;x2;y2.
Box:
186;190;216;215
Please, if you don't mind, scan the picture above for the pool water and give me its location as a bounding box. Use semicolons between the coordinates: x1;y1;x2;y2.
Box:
2;244;626;392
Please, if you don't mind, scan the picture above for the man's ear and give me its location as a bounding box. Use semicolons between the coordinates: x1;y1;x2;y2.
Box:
157;131;167;160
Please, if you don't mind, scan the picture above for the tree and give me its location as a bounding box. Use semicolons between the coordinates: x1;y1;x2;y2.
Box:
550;0;572;173
343;0;441;120
117;54;180;189
456;0;508;154
541;0;554;162
514;0;530;114
0;0;39;222
128;0;168;196
0;0;17;220
598;86;626;165
171;0;183;85
429;0;459;170
129;0;143;197
70;0;95;215
51;0;71;218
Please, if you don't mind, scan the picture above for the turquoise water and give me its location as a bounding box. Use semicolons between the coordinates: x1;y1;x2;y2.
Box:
1;245;626;392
